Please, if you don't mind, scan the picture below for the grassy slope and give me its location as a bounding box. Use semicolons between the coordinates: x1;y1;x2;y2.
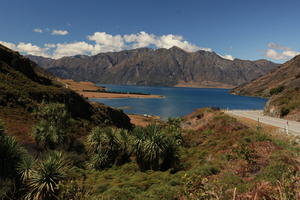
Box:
73;108;300;200
0;44;132;146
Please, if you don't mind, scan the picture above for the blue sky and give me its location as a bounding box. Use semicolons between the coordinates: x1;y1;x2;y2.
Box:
0;0;299;62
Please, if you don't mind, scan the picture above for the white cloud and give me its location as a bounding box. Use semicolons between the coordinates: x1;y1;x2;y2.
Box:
156;34;204;51
264;42;300;60
124;32;156;48
0;31;212;58
33;28;43;33
53;42;95;58
123;31;211;52
44;43;56;48
0;41;17;50
0;41;49;57
220;54;234;60
52;29;69;35
88;32;125;52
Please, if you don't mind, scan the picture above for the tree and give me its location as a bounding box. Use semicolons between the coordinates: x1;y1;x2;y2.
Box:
86;127;132;170
32;103;71;149
132;124;181;171
17;155;34;183
24;151;71;200
0;131;28;179
0;120;30;199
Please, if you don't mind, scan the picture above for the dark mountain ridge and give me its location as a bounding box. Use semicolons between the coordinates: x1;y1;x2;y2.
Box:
28;46;279;88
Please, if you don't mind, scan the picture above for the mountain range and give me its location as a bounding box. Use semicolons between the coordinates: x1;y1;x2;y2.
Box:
28;46;279;88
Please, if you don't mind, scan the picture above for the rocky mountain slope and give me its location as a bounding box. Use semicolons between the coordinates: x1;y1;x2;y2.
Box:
232;55;300;121
28;46;279;88
0;44;132;139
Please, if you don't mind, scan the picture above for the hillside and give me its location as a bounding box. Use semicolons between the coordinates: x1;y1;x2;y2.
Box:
0;44;132;142
28;46;279;88
48;108;300;199
232;55;300;121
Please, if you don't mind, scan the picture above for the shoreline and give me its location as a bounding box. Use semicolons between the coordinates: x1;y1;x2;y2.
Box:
174;81;235;89
79;91;163;99
58;79;163;99
175;85;234;89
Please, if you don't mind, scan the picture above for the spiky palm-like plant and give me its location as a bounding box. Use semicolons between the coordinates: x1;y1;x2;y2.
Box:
114;128;133;165
87;127;132;170
0;119;4;135
32;103;71;150
132;124;180;171
24;151;71;200
0;133;27;179
133;125;166;171
17;155;34;183
0;121;31;199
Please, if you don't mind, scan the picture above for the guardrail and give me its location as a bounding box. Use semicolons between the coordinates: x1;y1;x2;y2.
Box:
224;109;300;137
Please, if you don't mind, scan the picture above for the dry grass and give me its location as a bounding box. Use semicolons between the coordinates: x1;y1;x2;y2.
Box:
128;114;161;127
59;79;105;92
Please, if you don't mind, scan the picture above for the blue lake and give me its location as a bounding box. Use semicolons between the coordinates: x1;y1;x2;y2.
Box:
91;84;267;119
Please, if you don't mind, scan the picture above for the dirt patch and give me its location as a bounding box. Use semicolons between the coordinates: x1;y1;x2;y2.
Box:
128;114;161;127
0;107;36;145
59;79;105;92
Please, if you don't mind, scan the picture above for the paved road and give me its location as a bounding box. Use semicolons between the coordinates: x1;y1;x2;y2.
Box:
225;110;300;136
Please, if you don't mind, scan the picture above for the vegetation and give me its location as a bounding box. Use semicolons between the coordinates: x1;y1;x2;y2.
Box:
23;151;72;200
268;88;300;120
270;85;285;96
87;127;132;170
31;103;72;150
2;107;300;200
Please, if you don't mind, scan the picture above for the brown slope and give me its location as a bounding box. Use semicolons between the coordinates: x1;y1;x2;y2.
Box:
28;46;279;88
232;55;300;121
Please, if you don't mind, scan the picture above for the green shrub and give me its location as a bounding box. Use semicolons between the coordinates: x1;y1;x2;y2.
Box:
280;107;290;117
190;163;220;177
0;127;31;199
24;151;72;200
87;127;132;170
260;161;291;183
270;86;285;96
32;103;72;150
132;124;181;171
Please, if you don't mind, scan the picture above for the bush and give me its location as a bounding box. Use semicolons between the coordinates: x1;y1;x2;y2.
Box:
24;151;72;200
132;124;181;171
270;86;285;96
280;107;290;117
0;125;31;199
32;103;71;149
87;127;132;170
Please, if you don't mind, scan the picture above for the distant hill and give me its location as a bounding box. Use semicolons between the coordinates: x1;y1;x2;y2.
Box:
28;46;279;88
232;55;300;121
0;44;132;139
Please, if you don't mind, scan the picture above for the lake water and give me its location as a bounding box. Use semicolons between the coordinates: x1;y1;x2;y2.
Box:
91;84;267;119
